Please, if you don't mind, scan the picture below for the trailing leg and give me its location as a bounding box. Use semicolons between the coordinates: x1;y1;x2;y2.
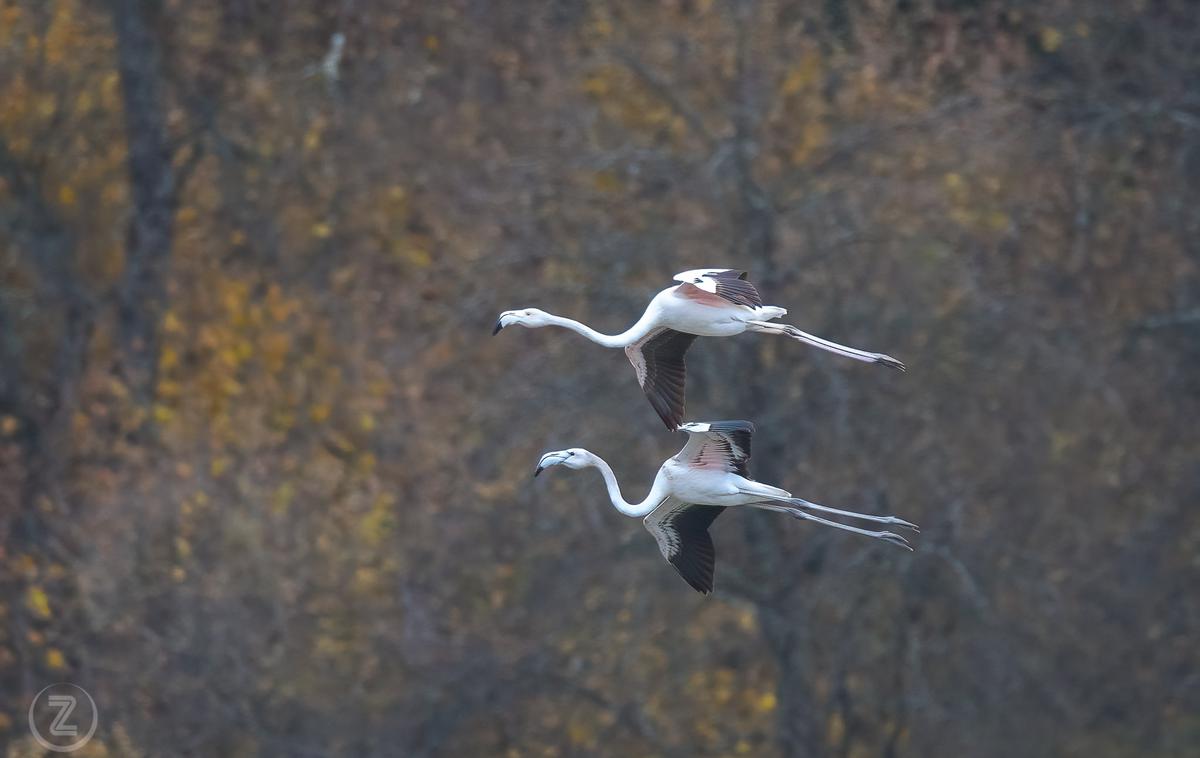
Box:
750;503;913;550
737;490;918;532
782;496;919;532
745;320;905;371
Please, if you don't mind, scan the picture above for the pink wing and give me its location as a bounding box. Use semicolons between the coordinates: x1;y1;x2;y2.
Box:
673;421;755;477
676;282;734;308
673;269;763;308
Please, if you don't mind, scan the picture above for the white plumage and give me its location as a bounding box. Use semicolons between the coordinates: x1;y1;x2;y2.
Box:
534;421;917;594
495;268;904;429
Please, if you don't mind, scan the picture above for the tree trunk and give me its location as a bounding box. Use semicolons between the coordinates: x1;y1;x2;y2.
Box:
0;137;93;734
110;0;176;403
726;4;822;754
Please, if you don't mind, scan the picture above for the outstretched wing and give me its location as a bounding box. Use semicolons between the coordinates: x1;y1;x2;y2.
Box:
673;420;755;478
625;328;698;430
643;497;725;595
673;268;763;308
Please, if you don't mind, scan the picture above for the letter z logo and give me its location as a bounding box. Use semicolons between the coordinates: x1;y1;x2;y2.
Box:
29;682;98;752
47;695;78;737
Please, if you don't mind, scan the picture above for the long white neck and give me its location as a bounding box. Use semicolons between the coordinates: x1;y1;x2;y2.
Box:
540;307;657;349
586;455;661;517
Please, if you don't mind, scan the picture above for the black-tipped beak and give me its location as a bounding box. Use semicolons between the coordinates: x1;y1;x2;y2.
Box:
533;464;545;478
492;319;504;336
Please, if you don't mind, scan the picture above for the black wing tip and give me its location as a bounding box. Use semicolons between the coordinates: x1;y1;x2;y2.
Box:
684;569;714;595
666;506;722;594
675;564;714;594
709;419;755;429
647;393;684;430
711;274;762;307
491;319;503;336
876;354;906;371
704;420;756;436
711;269;749;281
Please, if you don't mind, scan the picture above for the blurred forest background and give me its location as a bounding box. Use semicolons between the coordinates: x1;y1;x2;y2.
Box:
1;0;1198;756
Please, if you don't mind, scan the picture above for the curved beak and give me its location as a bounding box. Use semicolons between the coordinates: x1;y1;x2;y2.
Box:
491;318;504;336
533;452;567;478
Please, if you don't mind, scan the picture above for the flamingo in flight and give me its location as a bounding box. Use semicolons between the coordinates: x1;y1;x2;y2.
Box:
494;268;904;429
534;420;917;594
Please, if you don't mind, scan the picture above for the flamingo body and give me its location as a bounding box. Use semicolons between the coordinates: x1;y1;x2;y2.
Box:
535;421;917;594
495;268;903;429
637;286;787;337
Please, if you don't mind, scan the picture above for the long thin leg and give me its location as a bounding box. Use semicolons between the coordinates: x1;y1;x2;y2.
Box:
751;503;913;550
746;320;905;371
736;490;919;531
783;497;919;532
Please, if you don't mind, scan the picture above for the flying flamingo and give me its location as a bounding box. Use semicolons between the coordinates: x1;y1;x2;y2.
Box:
494;268;904;429
533;420;917;594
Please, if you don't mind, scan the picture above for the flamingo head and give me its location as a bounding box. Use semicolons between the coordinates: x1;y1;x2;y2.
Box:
493;308;553;335
533;448;592;477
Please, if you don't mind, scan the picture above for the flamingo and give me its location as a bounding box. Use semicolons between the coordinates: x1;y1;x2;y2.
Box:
494;268;904;429
533;420;917;594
